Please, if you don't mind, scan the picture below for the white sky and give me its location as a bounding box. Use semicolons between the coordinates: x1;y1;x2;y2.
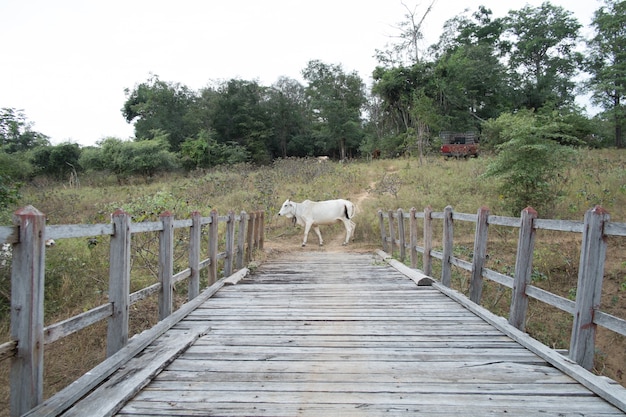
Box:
0;0;598;147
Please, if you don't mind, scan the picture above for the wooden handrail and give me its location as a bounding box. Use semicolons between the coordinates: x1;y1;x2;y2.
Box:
0;207;264;417
378;205;626;370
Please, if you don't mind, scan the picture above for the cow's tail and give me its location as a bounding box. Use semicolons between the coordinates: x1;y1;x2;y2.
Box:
344;201;356;219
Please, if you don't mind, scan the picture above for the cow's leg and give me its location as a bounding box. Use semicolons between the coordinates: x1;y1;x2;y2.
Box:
302;222;313;247
350;220;356;241
341;219;353;245
313;226;323;246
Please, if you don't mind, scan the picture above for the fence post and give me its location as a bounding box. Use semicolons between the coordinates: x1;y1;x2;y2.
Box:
423;206;433;276
378;210;387;252
569;206;609;370
258;211;265;250
441;206;454;287
469;206;489;303
246;211;256;262
397;208;406;262
107;209;131;357
188;211;201;300
388;210;396;257
224;210;235;277
208;209;219;285
10;205;46;416
236;211;247;269
409;208;418;268
158;211;174;320
509;207;538;331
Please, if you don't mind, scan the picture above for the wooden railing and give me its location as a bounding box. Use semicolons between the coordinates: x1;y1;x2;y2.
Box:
378;205;626;371
0;206;264;417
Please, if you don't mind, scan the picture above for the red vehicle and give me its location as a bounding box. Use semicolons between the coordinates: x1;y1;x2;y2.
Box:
440;131;479;158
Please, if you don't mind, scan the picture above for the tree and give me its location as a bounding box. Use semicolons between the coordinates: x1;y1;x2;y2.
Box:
209;79;274;164
179;129;249;169
31;142;81;180
267;77;310;158
302;60;366;160
431;7;511;128
482;110;577;215
122;74;198;151
585;0;626;148
98;136;178;179
375;0;436;66
503;2;583;110
0;108;50;153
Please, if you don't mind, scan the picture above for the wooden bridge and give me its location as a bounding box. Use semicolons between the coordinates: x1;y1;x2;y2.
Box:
30;252;626;416
1;205;626;416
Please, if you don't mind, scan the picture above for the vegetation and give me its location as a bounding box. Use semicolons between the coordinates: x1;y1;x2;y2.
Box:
0;1;625;412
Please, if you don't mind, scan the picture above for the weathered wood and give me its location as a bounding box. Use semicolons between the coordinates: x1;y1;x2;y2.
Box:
409;207;418;268
378;210;387;252
108;252;624;417
222;211;233;277
387;209;396;257
0;225;18;243
62;328;204;417
207;209;218;285
441;205;453;287
570;206;610;370
107;210;131;358
423;205;433;276
44;303;113;345
396;208;406;261
236;211;247;269
158;212;174;320
469;206;489;303
246;211;256;262
24;270;247;417
257;211;265;250
509;207;538;331
0;339;17;362
10;206;46;417
188;211;201;300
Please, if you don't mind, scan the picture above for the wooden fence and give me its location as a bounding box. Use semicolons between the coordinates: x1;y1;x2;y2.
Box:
379;205;626;371
0;206;264;417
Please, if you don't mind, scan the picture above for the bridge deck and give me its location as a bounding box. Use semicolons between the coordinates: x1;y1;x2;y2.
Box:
66;252;623;416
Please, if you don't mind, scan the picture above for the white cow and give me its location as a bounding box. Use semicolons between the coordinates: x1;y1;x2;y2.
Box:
278;199;356;247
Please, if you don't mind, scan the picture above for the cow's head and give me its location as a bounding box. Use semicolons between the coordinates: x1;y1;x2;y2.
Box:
278;199;296;218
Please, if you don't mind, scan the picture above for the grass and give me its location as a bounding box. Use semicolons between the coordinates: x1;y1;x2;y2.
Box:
0;150;624;415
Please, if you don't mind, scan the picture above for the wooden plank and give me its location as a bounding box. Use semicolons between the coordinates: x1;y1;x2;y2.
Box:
24;269;248;417
62;328;203;417
10;205;46;416
111;252;624;416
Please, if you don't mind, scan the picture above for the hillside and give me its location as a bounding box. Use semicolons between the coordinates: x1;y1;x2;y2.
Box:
0;151;624;414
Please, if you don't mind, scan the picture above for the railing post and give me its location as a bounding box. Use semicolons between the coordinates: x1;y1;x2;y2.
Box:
208;209;219;285
253;211;261;250
258;211;265;250
107;209;131;357
469;206;489;303
158;211;174;320
409;208;418;268
224;210;235;277
388;209;396;257
441;206;453;287
246;211;255;262
570;206;609;370
397;208;406;262
10;205;46;416
423;206;433;277
236;211;247;269
188;211;201;300
509;207;538;331
378;210;387;252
